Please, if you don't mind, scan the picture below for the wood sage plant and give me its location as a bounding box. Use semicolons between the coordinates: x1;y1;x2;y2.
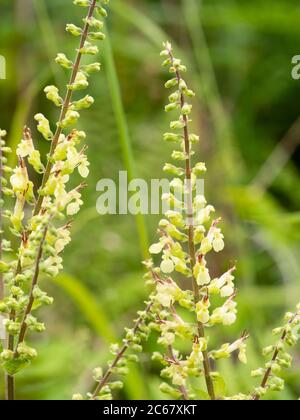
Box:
0;0;110;400
81;42;300;401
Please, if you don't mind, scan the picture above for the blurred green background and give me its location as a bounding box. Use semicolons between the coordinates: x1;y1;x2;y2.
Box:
0;0;300;400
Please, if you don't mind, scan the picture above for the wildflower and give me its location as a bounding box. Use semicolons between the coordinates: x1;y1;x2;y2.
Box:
68;71;89;91
194;261;211;286
71;95;94;110
210;298;237;326
196;298;210;324
155;280;182;307
208;267;236;297
55;53;73;69
17;127;44;173
66;23;82;36
79;41;99;55
44;85;63;107
34;113;53;140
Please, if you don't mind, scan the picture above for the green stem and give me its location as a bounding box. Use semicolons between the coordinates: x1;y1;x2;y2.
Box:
14;227;48;353
0;135;15;400
167;345;189;400
252;312;298;401
167;47;215;401
5;2;98;395
0;135;3;301
91;302;153;399
0;134;8;399
34;0;98;217
6;374;15;401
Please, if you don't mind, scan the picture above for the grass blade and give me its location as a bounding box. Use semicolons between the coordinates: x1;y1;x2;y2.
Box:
103;28;149;259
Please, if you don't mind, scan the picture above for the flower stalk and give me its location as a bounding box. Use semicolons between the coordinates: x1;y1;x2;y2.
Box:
251;305;300;400
0;0;110;400
166;44;215;401
90;302;153;400
14;226;48;351
34;0;98;216
86;41;248;401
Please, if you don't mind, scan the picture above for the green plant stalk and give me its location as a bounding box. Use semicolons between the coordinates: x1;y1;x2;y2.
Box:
8;68;51;169
167;345;189;400
53;273;147;400
111;0;236;178
110;0;295;291
6;227;47;400
32;1;149;259
252;313;297;401
103;28;149;260
6;273;17;400
34;0;98;216
0;133;15;400
168;48;215;401
91;302;153;399
30;3;148;397
0;135;9;400
6;305;16;400
0;138;3;301
5;0;99;399
14;227;48;352
32;0;64;88
182;0;261;290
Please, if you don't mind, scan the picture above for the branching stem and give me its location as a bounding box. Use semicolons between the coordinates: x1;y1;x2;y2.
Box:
91;302;153;400
167;345;189;400
252;312;298;401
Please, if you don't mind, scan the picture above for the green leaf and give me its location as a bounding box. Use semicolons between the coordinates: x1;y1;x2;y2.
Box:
212;374;227;399
3;359;31;376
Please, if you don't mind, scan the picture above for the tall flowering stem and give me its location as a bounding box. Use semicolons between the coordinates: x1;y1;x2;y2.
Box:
79;41;300;402
142;42;248;401
0;130;13;399
86;42;248;401
0;0;110;400
34;0;98;216
166;43;215;401
90;302;153;400
251;305;300;400
0;132;5;302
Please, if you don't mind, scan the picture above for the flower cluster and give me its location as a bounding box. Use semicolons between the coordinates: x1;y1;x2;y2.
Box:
81;41;300;402
141;42;247;400
0;130;13;304
73;301;154;400
0;0;109;389
86;42;248;401
250;305;300;400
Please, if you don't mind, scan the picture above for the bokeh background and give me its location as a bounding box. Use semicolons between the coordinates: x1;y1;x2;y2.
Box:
0;0;300;400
